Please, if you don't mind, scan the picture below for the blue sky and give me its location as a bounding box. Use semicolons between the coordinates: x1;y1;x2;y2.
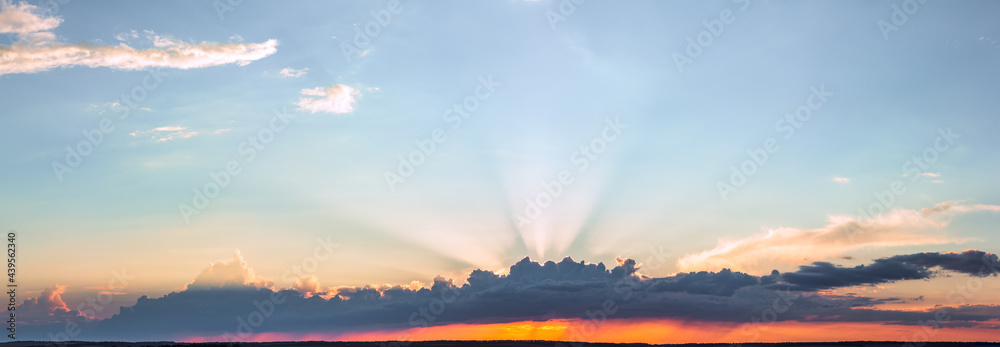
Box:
2;0;1000;342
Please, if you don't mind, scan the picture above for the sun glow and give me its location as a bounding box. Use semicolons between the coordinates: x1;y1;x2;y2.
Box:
182;318;1000;344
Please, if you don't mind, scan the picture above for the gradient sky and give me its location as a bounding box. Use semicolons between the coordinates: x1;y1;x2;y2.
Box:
2;0;1000;343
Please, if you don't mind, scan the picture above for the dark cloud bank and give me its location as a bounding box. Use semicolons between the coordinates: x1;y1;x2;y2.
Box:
22;250;1000;342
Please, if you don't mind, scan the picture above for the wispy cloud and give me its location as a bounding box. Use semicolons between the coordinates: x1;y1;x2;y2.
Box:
677;202;1000;274
832;177;850;183
86;102;150;115
0;1;277;75
129;126;228;142
279;67;308;78
296;84;359;114
921;172;941;177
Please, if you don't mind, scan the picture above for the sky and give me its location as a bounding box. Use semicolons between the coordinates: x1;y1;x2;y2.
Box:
1;0;1000;343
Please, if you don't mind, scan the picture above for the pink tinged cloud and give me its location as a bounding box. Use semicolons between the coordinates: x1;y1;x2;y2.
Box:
129;126;227;142
296;85;359;114
0;1;60;34
677;201;1000;274
0;1;277;75
15;285;88;324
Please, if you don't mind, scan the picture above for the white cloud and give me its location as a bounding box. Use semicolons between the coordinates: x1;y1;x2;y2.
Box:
296;84;359;114
279;67;308;78
676;202;1000;274
921;172;941;177
833;177;850;183
129;126;228;142
0;2;277;75
0;1;61;34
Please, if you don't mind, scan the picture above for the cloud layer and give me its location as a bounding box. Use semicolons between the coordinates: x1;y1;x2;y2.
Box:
0;1;277;75
773;250;1000;291
17;249;1000;341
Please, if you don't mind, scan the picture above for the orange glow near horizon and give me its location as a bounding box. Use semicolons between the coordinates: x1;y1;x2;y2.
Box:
180;318;1000;344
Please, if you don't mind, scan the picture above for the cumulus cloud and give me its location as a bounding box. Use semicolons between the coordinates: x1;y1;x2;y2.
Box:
0;2;277;75
16;285;87;325
290;275;324;298
295;85;359;114
677;202;999;273
15;251;1000;341
186;250;267;290
279;67;308;78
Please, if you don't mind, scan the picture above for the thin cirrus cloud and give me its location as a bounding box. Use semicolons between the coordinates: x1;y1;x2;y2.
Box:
296;85;360;114
832;177;851;183
676;201;1000;274
0;1;277;76
129;126;229;142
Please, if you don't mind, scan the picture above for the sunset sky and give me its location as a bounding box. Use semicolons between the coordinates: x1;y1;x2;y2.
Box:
2;0;1000;343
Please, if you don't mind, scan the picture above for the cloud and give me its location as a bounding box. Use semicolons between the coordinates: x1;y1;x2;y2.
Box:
14;251;1000;341
86;102;150;116
773;250;1000;291
279;67;308;78
0;2;277;75
16;285;88;325
677;202;999;273
921;172;941;177
295;85;359;114
646;268;759;296
186;250;269;290
832;177;850;183
290;275;324;298
129;126;228;142
920;201;1000;217
887;250;1000;276
0;1;60;34
24;252;1000;341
